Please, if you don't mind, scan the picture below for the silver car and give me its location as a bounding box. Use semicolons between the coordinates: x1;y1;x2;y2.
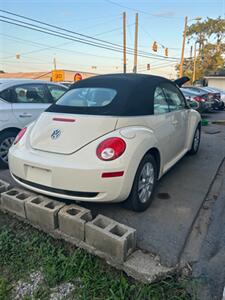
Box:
0;79;68;167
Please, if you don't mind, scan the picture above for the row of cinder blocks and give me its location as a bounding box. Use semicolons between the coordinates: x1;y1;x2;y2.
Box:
0;180;136;261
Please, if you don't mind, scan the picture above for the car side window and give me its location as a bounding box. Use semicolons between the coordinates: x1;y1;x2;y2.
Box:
11;84;50;104
161;83;186;111
47;85;67;102
0;89;11;102
154;86;169;115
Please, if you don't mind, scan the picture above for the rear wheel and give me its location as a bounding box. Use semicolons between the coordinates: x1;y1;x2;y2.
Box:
0;130;18;168
188;125;201;155
125;154;157;212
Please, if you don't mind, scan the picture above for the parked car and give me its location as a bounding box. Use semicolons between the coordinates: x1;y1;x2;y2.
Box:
203;87;225;106
186;86;224;110
199;87;224;110
9;74;201;212
0;79;68;167
182;86;214;112
180;88;210;113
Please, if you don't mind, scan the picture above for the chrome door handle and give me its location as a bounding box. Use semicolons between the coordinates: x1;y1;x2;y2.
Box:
19;113;32;118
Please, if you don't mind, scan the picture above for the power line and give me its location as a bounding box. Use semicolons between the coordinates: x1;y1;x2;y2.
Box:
0;9;124;50
103;0;182;19
0;15;125;51
0;9;180;61
93;23;134;37
0;33;121;61
0;17;180;63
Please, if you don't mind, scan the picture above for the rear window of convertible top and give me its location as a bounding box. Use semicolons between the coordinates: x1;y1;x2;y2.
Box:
56;87;117;108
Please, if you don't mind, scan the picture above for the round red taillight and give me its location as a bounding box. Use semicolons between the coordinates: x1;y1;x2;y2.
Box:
14;127;27;145
96;137;126;161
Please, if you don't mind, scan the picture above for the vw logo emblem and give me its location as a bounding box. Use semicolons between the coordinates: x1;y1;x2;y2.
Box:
51;129;61;140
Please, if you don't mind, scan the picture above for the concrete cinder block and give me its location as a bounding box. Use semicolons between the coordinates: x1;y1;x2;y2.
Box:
1;188;35;218
0;179;10;193
0;179;10;207
25;196;65;231
58;204;92;241
85;214;136;262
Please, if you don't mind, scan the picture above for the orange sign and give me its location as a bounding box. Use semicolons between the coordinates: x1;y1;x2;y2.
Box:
52;70;65;82
74;73;82;82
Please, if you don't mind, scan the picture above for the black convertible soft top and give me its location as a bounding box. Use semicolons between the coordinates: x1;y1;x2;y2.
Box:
46;73;174;116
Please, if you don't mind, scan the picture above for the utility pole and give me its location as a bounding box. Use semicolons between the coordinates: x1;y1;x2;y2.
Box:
179;16;188;78
192;42;197;83
123;12;127;73
133;13;138;73
53;57;57;70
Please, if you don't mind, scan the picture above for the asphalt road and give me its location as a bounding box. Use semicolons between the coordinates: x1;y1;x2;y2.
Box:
1;111;225;268
192;184;225;300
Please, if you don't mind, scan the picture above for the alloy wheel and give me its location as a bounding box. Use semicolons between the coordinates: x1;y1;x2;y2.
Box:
0;137;15;163
193;128;200;152
138;162;155;204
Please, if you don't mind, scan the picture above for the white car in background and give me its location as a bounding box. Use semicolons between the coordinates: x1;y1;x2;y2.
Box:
9;74;201;212
0;79;67;167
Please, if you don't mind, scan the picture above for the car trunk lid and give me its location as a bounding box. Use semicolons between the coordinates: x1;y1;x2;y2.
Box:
30;112;118;154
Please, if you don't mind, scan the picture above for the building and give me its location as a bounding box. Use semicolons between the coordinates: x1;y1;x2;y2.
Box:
0;69;97;82
204;76;225;89
204;70;225;89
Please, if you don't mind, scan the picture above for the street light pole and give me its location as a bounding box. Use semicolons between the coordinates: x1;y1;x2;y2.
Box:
179;16;188;78
133;13;138;73
123;12;127;73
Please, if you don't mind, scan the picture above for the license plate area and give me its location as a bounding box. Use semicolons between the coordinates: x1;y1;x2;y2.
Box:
25;165;52;186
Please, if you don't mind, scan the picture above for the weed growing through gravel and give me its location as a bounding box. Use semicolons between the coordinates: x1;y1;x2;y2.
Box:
0;217;194;300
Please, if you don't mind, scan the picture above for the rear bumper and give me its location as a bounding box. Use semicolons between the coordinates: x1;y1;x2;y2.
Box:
8;147;132;203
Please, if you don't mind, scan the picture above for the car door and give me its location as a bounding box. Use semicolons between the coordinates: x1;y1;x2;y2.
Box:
11;83;52;128
161;82;189;157
151;86;174;165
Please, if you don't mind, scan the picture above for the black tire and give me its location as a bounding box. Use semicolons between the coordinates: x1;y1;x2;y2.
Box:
0;130;18;169
124;154;157;212
188;125;201;155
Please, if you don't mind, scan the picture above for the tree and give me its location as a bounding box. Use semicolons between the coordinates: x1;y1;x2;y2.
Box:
177;17;225;81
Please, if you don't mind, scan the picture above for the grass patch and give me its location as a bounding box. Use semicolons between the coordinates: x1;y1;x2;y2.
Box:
0;216;194;300
0;277;11;300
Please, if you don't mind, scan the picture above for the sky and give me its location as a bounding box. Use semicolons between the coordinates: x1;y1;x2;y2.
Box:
0;0;225;78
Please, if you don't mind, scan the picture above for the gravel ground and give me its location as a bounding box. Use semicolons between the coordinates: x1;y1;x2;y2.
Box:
13;270;75;300
14;271;44;300
49;283;75;300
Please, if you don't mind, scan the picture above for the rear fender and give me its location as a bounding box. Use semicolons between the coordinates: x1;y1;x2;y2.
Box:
117;126;163;195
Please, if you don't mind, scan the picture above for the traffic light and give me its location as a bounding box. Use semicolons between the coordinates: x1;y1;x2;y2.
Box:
165;48;168;57
147;63;150;70
152;41;158;52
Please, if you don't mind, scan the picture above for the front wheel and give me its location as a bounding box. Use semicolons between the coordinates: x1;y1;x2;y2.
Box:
124;154;157;212
188;125;201;155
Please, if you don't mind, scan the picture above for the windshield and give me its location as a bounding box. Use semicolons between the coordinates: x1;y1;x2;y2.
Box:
56;87;117;107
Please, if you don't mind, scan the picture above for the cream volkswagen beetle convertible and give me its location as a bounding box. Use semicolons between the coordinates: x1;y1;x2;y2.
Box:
9;74;201;212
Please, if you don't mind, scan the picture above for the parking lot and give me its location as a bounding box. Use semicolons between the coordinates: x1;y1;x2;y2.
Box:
1;111;225;269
